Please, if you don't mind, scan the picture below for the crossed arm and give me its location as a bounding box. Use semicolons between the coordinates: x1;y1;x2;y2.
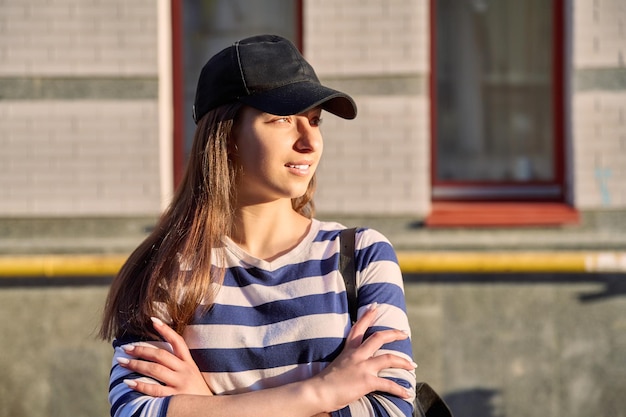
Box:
113;306;416;417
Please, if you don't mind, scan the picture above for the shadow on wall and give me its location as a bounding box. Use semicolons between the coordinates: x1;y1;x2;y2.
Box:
444;388;503;417
405;273;626;303
577;274;626;301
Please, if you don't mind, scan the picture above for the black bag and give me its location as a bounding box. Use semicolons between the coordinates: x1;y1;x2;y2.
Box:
339;228;453;417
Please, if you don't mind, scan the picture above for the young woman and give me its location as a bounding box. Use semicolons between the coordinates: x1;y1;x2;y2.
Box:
100;34;416;417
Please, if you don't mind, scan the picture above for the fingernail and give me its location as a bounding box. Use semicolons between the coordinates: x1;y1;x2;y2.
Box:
116;357;130;365
121;344;135;352
404;388;412;398
151;316;164;326
367;302;379;311
124;379;138;388
411;361;419;368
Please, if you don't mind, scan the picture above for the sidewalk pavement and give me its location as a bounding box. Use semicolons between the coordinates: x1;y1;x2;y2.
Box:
1;209;625;276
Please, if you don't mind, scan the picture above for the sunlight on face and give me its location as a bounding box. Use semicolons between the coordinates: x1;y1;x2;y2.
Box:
232;106;324;205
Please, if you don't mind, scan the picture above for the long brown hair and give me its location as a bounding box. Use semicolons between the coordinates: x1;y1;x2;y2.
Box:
100;103;316;340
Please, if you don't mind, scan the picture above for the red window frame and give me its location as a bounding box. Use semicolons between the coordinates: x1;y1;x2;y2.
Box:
429;0;567;203
427;0;578;226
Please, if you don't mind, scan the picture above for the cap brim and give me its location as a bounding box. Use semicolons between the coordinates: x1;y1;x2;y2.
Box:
239;81;357;120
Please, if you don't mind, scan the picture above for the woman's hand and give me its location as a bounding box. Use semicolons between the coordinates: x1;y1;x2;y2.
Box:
116;317;213;397
311;304;416;412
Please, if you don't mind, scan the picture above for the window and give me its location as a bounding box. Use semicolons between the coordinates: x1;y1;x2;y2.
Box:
432;0;565;202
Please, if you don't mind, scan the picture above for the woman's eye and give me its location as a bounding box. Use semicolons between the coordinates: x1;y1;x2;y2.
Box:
275;117;290;123
311;117;323;127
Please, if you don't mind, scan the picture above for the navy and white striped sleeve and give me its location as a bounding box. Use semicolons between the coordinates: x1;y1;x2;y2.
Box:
108;340;172;417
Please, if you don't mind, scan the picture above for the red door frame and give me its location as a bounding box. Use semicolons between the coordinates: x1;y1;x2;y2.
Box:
171;0;184;189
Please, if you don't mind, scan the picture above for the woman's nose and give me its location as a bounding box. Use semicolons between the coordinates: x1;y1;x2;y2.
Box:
294;117;322;152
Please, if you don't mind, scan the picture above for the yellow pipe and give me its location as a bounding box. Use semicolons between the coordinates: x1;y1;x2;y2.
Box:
0;255;127;277
0;251;625;278
396;251;626;273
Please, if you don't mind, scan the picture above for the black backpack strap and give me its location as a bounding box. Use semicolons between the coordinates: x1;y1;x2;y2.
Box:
339;228;358;324
414;382;453;417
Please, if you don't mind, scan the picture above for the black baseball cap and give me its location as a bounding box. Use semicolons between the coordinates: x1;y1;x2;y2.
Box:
192;34;357;124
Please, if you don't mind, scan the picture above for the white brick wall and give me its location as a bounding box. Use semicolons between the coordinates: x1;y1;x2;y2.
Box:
572;0;626;209
0;0;158;76
304;0;429;75
573;0;626;68
316;95;431;215
572;92;626;208
0;0;160;216
0;101;161;215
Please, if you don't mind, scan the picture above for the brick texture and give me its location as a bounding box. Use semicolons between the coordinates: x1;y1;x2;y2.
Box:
0;0;160;216
572;92;626;208
0;0;157;76
315;95;430;215
573;0;626;68
304;0;429;75
0;101;161;215
572;0;626;209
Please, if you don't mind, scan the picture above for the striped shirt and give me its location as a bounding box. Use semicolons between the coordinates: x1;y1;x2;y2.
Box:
108;220;416;417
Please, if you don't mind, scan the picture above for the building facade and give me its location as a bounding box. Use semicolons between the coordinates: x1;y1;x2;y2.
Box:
1;2;625;417
1;0;624;222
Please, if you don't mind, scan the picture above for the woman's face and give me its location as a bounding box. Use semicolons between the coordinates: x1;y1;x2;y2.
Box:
232;106;324;205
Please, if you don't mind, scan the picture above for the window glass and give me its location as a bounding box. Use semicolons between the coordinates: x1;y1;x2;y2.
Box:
435;0;555;184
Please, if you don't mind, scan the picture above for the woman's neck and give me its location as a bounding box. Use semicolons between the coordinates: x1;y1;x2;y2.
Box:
230;200;312;261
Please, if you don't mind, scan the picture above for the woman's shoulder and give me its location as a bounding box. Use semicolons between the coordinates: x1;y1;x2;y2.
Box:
313;219;393;249
314;219;399;277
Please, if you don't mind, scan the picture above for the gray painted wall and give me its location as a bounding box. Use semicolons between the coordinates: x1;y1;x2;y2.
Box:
1;275;624;417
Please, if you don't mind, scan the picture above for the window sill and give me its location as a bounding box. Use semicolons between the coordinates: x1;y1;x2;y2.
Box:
425;202;580;227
